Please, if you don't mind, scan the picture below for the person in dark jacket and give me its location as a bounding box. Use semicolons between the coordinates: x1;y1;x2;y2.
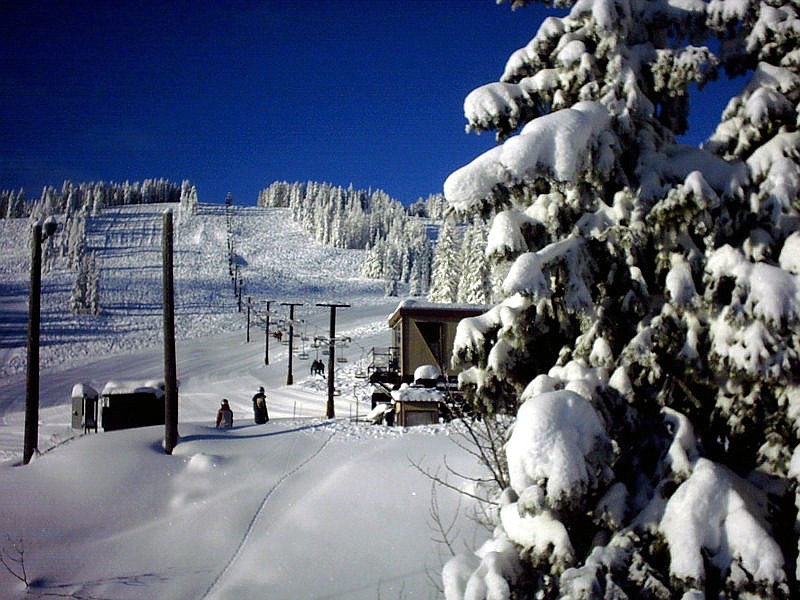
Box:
252;386;269;424
216;399;233;428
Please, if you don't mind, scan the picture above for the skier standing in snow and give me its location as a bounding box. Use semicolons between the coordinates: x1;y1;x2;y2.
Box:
216;399;233;428
252;386;269;424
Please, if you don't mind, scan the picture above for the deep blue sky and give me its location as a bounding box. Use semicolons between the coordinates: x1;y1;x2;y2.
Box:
2;1;733;206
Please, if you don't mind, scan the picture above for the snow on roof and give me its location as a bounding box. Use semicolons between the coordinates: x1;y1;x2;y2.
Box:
391;384;444;404
101;380;165;397
388;300;488;326
393;299;487;312
71;383;99;399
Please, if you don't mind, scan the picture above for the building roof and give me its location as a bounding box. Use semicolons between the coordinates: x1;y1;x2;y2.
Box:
101;380;165;398
71;383;99;399
388;300;487;327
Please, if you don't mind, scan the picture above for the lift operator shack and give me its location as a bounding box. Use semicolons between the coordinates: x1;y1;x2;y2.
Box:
367;301;487;426
386;300;486;382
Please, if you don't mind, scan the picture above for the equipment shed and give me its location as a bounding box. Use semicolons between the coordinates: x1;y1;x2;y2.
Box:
387;300;486;381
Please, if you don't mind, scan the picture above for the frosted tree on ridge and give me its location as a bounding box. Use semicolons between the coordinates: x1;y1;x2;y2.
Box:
441;0;799;598
457;219;491;305
428;219;462;303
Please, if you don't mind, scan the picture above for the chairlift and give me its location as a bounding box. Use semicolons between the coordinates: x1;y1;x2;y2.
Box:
337;355;348;363
353;347;368;379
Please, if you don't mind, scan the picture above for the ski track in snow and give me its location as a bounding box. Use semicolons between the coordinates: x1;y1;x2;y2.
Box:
201;427;336;600
0;203;493;600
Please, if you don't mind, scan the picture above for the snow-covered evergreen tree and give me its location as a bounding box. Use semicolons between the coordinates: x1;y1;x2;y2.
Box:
70;250;101;315
456;219;491;304
178;180;199;220
258;180;407;250
442;1;800;598
428;219;462;303
0;189;25;219
63;214;87;270
410;236;433;297
407;193;449;220
260;181;434;293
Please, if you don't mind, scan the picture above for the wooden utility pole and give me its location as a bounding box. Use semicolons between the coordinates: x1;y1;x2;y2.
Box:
23;218;57;465
281;302;303;385
317;303;350;418
163;210;179;455
246;296;252;342
263;300;273;365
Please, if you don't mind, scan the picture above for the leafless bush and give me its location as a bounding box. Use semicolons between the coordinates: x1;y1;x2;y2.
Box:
0;534;29;589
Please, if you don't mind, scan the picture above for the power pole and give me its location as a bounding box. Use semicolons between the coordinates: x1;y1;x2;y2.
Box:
23;217;58;465
246;296;251;343
281;302;303;385
263;300;273;365
163;210;179;455
317;303;350;418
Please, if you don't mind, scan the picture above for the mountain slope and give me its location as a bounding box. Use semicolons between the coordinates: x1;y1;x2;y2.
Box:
0;204;486;599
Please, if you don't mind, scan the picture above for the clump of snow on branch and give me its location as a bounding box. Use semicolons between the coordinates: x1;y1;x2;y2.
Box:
442;531;522;600
660;459;788;591
444;102;617;213
505;390;612;511
704;245;800;380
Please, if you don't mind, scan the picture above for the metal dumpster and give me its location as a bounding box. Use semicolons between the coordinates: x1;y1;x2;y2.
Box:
100;380;166;431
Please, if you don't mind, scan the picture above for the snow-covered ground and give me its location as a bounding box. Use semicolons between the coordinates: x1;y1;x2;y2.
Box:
0;204;487;599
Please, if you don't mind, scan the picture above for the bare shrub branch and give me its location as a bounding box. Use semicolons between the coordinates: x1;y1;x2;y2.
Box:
0;534;28;588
